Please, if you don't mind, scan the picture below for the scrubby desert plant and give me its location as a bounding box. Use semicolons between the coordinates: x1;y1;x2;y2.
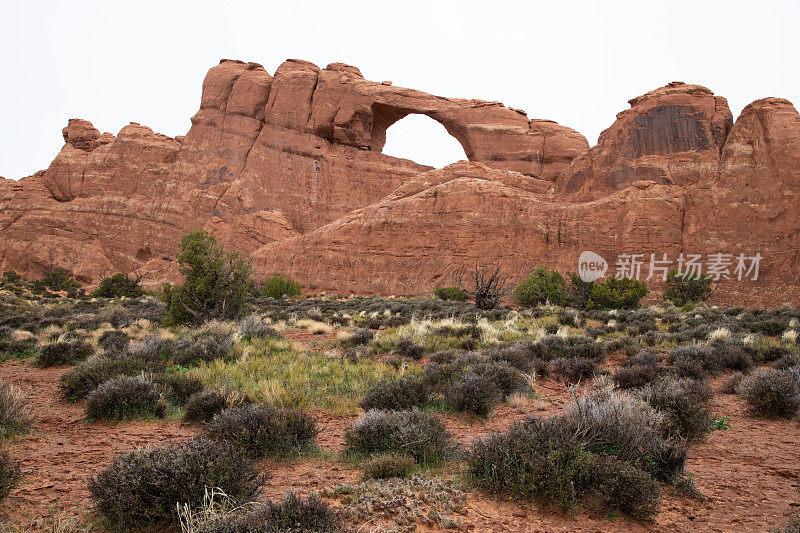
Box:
567;272;594;310
183;389;232;424
192;491;346;533
97;329;131;352
59;353;164;401
454;262;509;310
154;372;204;405
260;275;301;299
0;450;21;503
551;356;597;384
346;328;374;346
433;286;468;301
165;230;253;325
171;335;234;367
446;373;502;417
205;404;317;457
345;409;456;465
88;438;262;529
513;265;566;307
738;367;800;419
360;453;416;480
238;314;280;341
35;269;81;292
0;380;32;437
589;276;649;309
36;340;93;367
85;376;166;420
641;377;713;443
92;272;145;298
360;377;430;411
467;415;661;519
663;271;713;306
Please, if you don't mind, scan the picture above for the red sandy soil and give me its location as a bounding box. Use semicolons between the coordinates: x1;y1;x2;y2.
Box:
1;358;799;532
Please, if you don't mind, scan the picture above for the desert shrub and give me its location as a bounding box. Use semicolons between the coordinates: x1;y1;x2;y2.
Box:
35;340;93;367
710;343;754;372
0;380;32;437
454;263;508;310
613;364;662;389
433;286;468;301
260;275;301;299
534;334;604;361
360;377;430;411
589;276;649;310
641;377;713;443
347;328;374;346
36;269;81;292
205;404;317;457
667;344;717;375
154;372;205;405
238;314;280;340
360;453;415;480
59;354;163;401
171;335;234;367
748;319;788;337
165;230;253;325
345;409;456;465
774;353;800;370
565;388;686;480
0;450;21;503
0;337;36;361
85;376;166;420
467;416;660;519
738;367;800;419
513;266;566;307
551;356;597;383
446;373;502;417
184;389;230;423
88;438;262;529
567;272;594;310
92;272;145;298
195;491;346;533
471;360;528;397
97;330;131;352
663;271;713;306
1;270;21;284
771;513;800;533
396;338;425;359
587;454;662;519
719;372;744;394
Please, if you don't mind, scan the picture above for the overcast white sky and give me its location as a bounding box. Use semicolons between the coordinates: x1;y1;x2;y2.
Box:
2;0;799;178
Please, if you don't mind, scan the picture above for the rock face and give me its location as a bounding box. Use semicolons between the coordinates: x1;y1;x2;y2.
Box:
1;60;798;307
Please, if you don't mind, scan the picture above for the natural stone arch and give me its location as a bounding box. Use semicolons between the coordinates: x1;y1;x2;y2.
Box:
369;103;475;161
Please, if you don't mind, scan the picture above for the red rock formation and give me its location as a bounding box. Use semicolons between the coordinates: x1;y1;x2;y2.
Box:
1;60;798;307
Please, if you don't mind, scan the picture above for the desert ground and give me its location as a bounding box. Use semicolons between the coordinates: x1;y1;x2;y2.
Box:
1;272;799;532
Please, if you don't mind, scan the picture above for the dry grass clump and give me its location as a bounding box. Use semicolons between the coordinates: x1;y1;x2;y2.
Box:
0;380;33;437
0;450;21;503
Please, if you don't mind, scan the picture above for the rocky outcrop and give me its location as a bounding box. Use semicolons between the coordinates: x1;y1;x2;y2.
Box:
1;59;798;307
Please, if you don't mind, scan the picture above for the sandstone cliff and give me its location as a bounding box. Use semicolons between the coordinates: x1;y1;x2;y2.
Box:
1;59;798;307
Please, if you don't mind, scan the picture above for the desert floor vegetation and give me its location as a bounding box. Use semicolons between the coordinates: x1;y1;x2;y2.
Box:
0;275;799;531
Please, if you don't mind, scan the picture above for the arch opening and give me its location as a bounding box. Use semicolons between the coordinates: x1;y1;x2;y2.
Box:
378;112;470;168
